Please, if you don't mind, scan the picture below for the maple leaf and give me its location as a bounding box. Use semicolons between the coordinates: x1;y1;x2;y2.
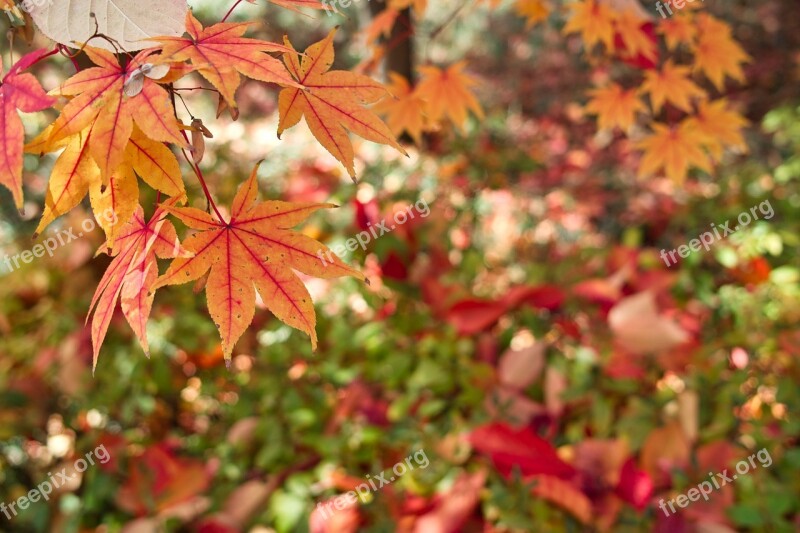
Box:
585;83;646;131
563;0;616;51
373;72;429;144
415;62;484;132
46;47;186;182
684;99;749;160
156;11;301;107
636;120;712;183
657;13;696;51
363;8;400;46
389;0;427;15
514;0;550;28
267;0;326;12
30;124;184;240
153;165;364;361
614;10;657;63
88;201;188;369
640;60;706;114
277;29;406;179
692;14;751;90
0;49;56;209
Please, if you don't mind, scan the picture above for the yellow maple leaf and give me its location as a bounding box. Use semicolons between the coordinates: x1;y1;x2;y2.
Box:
693;14;751;90
373;72;430;144
684;99;749;160
637;120;712;183
415;62;484;132
585;83;646;131
658;13;696;51
641;60;706;114
614;9;657;62
563;0;616;51
514;0;550;29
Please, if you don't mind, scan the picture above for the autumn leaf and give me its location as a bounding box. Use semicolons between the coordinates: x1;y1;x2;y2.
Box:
156;11;301;107
46;47;186;183
267;0;326;12
585;83;646;131
641;60;706;114
30;124;184;240
153;165;364;361
692;13;751;90
613;10;657;63
373;72;429;144
563;0;617;51
389;0;427;15
363;8;400;46
657;13;696;51
514;0;550;28
608;291;690;353
684;99;749;160
28;0;187;52
277;29;406;179
88;201;188;369
636;120;712;182
415;61;484;132
0;49;56;209
33;125;99;236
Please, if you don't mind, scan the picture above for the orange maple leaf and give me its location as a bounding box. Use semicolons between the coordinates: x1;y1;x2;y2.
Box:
0;49;56;209
389;0;427;15
46;47;187;183
88;201;188;369
636;120;712;183
153;165;364;361
563;0;616;51
277;29;406;179
29;124;185;241
268;0;327;12
684;99;749;161
641;60;706;114
657;13;696;51
415;61;484;132
692;14;751;90
614;10;657;63
156;11;301;107
585;83;646;131
514;0;550;28
373;72;430;144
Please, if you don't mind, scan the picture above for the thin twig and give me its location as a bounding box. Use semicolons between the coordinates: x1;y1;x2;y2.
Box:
221;0;245;23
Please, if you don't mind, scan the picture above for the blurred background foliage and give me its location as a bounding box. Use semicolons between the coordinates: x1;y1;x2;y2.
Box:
1;0;799;531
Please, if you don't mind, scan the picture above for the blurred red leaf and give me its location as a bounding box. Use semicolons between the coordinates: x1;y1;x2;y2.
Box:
116;444;212;516
468;422;576;478
616;458;653;510
411;470;486;533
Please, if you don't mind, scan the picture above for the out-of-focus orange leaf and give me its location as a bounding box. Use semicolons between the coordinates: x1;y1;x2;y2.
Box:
415;62;484;132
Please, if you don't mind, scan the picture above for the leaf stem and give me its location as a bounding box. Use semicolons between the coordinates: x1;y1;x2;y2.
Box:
180;131;226;223
221;0;245;23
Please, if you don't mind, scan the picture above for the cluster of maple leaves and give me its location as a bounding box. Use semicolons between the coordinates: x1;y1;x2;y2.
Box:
562;0;750;182
0;0;751;371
